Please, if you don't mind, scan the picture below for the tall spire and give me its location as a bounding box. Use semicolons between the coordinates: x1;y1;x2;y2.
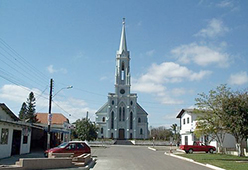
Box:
119;18;127;53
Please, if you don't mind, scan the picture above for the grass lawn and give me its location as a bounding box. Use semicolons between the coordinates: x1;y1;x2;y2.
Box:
178;153;248;170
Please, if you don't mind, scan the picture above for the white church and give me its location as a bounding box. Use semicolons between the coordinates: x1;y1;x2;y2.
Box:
95;19;149;140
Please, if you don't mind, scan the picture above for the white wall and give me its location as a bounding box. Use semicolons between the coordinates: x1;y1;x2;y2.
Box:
0;124;13;159
0;122;31;159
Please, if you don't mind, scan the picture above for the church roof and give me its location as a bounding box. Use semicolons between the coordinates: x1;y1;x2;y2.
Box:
95;102;108;114
136;103;148;115
118;18;127;54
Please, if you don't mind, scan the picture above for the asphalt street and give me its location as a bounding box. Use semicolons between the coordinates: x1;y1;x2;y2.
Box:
91;145;212;170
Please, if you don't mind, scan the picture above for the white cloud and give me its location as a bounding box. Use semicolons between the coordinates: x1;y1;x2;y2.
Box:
0;85;34;103
171;88;186;96
132;62;211;104
171;43;230;67
0;84;94;122
146;50;155;57
195;18;229;38
228;71;248;85
216;0;233;8
47;65;67;74
100;76;108;81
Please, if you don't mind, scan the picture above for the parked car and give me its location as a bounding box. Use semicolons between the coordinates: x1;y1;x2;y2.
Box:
44;141;91;157
179;141;216;154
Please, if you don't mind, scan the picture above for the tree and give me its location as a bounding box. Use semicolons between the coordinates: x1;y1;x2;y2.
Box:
26;92;37;123
222;91;248;156
72;118;98;141
194;84;232;153
170;124;179;141
19;102;27;121
150;126;172;140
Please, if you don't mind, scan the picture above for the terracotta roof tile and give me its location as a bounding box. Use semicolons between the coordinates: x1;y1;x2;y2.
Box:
36;113;69;125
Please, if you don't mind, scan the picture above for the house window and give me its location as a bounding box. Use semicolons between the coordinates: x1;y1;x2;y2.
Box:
183;118;185;125
0;128;9;144
138;117;141;123
187;117;190;124
23;136;28;144
101;128;103;134
102;117;105;122
140;128;143;135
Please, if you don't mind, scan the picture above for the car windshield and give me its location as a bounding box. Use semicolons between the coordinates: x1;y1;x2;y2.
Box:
57;142;68;148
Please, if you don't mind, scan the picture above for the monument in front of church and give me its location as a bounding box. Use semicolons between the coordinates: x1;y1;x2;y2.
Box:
95;19;148;140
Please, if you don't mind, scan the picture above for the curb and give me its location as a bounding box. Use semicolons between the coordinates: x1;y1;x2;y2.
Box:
81;158;96;170
148;147;157;151
164;152;225;170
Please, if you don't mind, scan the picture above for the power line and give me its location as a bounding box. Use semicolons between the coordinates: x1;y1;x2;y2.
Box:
0;38;49;82
52;101;79;120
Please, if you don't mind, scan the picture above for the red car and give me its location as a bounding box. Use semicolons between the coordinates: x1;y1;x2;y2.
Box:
180;141;216;154
44;141;91;157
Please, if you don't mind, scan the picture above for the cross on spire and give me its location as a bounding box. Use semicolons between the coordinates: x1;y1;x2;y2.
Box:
119;18;127;53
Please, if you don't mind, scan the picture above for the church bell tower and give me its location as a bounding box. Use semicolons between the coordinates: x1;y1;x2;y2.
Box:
115;18;131;96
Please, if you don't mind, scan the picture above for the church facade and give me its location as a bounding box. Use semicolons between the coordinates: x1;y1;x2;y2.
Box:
95;19;149;140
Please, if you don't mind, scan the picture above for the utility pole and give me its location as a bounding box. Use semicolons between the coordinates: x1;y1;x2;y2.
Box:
86;111;89;120
47;78;53;149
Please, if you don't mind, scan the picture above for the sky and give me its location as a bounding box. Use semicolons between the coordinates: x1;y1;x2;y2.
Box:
0;0;248;128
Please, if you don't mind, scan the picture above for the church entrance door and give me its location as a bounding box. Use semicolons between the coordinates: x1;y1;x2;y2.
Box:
119;129;125;140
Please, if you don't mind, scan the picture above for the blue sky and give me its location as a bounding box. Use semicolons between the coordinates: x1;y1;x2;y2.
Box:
0;0;247;128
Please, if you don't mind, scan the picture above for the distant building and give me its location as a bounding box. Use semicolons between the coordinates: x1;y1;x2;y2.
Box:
0;103;32;159
35;113;71;148
176;109;236;148
95;19;149;140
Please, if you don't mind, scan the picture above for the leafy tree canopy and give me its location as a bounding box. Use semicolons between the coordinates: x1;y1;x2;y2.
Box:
72;118;98;141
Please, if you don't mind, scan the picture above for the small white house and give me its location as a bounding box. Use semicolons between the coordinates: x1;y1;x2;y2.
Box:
0;103;32;159
176;109;236;149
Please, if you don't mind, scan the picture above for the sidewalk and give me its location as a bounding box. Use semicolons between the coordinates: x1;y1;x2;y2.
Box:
0;150;44;165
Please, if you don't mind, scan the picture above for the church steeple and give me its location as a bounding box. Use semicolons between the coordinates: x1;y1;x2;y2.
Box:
115;18;131;95
118;18;127;54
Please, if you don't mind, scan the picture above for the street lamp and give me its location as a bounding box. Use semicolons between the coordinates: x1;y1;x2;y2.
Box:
53;86;73;97
47;78;73;149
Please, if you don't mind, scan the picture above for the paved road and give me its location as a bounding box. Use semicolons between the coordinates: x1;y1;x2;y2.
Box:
91;145;212;170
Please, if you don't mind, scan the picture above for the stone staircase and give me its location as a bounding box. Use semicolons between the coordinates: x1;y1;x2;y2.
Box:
114;140;134;145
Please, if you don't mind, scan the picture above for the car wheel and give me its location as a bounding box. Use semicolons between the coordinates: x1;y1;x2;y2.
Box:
209;148;214;154
185;150;189;154
188;149;193;154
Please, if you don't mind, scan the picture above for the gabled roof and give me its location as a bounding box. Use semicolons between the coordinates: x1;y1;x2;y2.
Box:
176;109;194;118
137;103;148;115
36;113;69;125
0;103;19;121
95;102;108;114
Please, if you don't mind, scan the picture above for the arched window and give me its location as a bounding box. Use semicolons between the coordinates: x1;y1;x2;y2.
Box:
122;107;125;121
140;128;143;135
121;62;125;80
102;117;105;122
119;107;122;121
101;128;103;134
111;112;114;129
138;117;141;123
130;112;133;129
